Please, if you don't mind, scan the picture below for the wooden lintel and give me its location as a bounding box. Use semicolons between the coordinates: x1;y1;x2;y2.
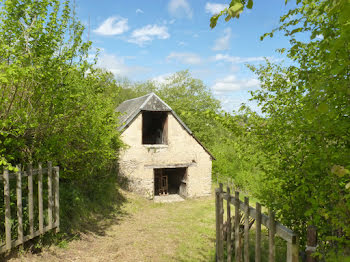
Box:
144;162;196;169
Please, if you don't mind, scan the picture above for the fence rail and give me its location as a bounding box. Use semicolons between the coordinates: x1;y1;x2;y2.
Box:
215;183;299;262
1;161;59;254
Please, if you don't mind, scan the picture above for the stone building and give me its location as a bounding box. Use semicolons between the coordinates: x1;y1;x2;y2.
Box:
116;93;213;199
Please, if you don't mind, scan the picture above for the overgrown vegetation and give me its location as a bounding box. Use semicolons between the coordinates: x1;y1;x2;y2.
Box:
210;0;350;259
0;0;349;259
0;0;123;240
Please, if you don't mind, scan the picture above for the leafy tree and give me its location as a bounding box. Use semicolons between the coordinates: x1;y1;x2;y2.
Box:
155;71;222;147
0;0;122;232
0;0;121;175
210;0;350;257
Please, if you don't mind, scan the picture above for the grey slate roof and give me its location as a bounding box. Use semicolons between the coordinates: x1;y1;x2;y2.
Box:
116;92;215;160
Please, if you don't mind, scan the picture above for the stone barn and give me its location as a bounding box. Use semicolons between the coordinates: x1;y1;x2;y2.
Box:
116;93;214;199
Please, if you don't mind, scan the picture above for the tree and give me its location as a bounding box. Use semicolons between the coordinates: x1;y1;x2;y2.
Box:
0;0;123;231
0;0;121;176
210;0;350;257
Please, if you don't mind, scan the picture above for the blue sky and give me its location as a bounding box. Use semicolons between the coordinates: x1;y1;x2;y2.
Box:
75;0;296;112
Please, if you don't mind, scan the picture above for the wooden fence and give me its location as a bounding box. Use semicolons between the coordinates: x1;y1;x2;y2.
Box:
215;184;299;262
0;161;59;254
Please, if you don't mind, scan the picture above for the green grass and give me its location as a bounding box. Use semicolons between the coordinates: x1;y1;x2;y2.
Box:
8;188;297;262
120;193;217;262
118;190;291;262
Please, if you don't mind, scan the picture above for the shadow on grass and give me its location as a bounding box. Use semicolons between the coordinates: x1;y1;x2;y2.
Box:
2;171;129;260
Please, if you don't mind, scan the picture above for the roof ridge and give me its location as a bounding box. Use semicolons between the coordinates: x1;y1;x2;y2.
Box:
116;92;215;160
139;93;154;109
121;93;152;103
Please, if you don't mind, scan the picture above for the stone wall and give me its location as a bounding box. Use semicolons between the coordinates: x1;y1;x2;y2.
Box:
118;112;212;199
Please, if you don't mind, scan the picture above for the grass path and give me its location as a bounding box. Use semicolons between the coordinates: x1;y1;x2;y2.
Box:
9;190;216;262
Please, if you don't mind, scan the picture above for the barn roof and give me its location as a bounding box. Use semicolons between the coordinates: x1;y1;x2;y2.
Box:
116;93;215;160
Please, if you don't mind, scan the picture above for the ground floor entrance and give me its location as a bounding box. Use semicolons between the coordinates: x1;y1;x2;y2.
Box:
154;167;187;197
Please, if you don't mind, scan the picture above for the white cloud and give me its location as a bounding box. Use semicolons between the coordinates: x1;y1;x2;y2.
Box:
205;2;228;15
166;52;201;65
215;93;260;113
136;8;144;14
93;16;129;36
213;28;232;51
168;0;193;19
212;75;260;92
214;53;267;63
128;25;170;46
152;73;173;85
97;52;149;76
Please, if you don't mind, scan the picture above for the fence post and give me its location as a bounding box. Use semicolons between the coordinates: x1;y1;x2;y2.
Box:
268;210;276;262
0;161;60;255
215;187;220;261
48;161;53;229
306;226;317;262
226;186;232;262
244;197;250;262
54;166;60;232
287;236;299;262
38;163;44;234
16;165;24;245
235;191;241;262
216;184;224;261
4;169;11;251
219;183;224;261
255;202;261;262
27;164;34;238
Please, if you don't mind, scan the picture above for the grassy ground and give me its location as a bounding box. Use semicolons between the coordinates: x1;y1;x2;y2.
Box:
6;188;291;262
7;190;217;262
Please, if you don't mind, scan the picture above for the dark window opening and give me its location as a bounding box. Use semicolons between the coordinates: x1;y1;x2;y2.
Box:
154;168;187;197
142;111;168;145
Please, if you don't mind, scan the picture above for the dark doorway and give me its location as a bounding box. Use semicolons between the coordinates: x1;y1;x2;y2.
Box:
142;111;168;144
154;168;187;197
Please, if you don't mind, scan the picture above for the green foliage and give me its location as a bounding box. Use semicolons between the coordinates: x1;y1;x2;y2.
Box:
0;0;121;176
212;0;350;256
155;71;222;148
209;0;254;28
249;1;350;255
0;0;123;239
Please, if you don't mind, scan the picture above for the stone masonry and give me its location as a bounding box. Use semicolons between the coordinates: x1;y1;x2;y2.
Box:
117;93;213;199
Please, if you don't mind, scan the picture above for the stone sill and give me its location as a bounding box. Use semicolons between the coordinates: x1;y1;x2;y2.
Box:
143;144;168;149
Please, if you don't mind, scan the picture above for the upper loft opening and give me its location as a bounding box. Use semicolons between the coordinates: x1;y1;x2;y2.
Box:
142;111;168;145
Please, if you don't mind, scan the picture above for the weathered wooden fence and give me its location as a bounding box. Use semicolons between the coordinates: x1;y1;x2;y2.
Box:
0;161;59;254
215;184;299;262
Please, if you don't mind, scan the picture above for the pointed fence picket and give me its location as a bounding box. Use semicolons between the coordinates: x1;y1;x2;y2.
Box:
215;183;299;262
0;161;59;254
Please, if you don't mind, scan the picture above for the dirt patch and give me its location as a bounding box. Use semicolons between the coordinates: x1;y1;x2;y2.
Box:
154;194;185;203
